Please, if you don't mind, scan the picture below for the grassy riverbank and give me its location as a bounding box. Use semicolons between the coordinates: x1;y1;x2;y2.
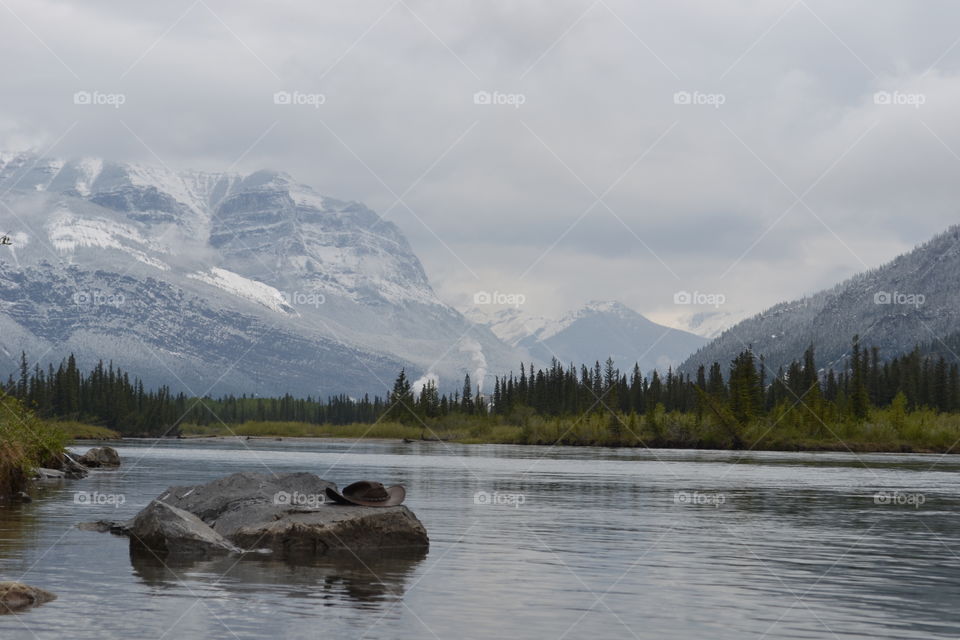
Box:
48;422;122;440
177;403;960;453
0;397;68;497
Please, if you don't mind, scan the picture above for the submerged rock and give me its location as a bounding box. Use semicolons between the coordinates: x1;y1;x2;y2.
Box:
95;472;429;559
78;447;121;468
0;582;56;613
77;520;129;535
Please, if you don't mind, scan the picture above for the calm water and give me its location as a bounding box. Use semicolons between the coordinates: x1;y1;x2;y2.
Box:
2;438;960;639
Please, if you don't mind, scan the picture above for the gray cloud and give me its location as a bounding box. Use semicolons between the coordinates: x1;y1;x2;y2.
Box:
3;0;960;327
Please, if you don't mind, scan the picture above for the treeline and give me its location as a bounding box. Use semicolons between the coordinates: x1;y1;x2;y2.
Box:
4;333;960;438
1;354;387;436
4;354;183;436
387;335;960;424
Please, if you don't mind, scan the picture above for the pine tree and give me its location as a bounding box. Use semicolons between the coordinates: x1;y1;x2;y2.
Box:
728;350;761;426
603;357;618;408
707;362;725;397
849;335;870;420
461;374;473;414
386;369;415;424
17;352;28;399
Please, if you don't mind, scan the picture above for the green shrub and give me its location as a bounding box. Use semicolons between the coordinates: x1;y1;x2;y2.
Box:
0;394;68;496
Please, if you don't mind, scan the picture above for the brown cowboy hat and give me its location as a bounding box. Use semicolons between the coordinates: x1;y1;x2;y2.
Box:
325;481;406;507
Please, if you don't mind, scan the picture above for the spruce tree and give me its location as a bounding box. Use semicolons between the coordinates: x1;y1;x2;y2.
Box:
386;369;415;424
461;374;473;414
849;335;870;420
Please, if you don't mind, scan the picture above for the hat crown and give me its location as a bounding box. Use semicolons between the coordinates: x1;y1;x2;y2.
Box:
346;481;389;502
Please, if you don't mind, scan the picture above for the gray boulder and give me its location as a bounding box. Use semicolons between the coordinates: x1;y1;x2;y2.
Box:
121;472;429;558
229;504;430;556
128;500;242;557
157;471;333;530
0;582;56;612
78;446;121;468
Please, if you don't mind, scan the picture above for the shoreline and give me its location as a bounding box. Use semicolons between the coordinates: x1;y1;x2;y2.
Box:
72;433;960;455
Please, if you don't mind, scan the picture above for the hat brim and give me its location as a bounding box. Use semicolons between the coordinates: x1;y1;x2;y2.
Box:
324;484;406;507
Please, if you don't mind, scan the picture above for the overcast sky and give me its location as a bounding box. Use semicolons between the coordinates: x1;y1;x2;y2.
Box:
3;0;960;329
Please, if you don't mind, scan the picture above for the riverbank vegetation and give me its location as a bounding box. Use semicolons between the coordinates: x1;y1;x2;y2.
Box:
178;403;960;453
7;335;960;453
0;393;67;497
50;422;122;440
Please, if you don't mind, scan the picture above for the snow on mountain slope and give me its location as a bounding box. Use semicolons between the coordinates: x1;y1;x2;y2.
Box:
187;267;293;314
0;151;516;396
674;309;755;339
680;225;960;376
462;306;550;347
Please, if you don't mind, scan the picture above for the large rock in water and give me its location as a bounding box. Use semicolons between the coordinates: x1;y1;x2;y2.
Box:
0;582;56;612
228;505;430;556
128;500;242;557
127;472;428;559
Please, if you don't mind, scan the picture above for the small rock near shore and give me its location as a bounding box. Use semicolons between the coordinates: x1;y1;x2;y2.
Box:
78;447;121;468
40;451;89;479
34;468;66;480
0;582;56;613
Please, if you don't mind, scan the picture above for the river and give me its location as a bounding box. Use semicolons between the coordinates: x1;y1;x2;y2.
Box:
2;438;959;639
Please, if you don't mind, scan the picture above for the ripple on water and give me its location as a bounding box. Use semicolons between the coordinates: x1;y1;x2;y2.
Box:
2;440;960;639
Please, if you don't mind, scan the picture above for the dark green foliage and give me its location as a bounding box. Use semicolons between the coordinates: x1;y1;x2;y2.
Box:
8;331;960;440
386;369;416;424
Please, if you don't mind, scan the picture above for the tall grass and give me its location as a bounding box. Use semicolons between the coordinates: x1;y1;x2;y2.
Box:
180;421;466;440
180;420;456;440
0;394;68;497
48;421;122;440
179;407;960;454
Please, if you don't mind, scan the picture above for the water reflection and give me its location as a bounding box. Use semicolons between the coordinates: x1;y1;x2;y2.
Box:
0;482;63;557
129;546;427;609
0;503;34;558
4;440;960;639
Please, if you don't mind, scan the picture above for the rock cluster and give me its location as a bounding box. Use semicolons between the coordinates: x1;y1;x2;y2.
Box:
86;472;429;560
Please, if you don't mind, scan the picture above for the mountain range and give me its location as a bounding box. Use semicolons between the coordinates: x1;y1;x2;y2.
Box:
680;225;960;376
0;151;518;397
7;151;945;398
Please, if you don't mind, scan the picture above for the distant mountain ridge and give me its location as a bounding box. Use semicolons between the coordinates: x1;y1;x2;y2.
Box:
466;300;707;373
680;225;960;375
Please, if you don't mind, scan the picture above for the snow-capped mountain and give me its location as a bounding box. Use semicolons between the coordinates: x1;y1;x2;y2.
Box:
680;225;960;376
0;151;515;396
467;301;707;372
461;306;551;347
